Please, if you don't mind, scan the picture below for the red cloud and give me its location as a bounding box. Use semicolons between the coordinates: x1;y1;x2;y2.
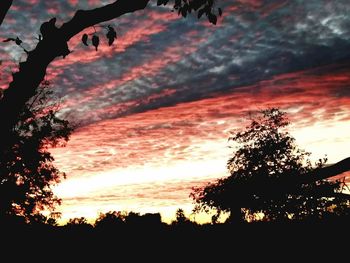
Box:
51;60;350;222
59;28;208;112
68;0;79;7
53;61;350;175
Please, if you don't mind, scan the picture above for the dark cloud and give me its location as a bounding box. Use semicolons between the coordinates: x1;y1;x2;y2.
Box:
2;0;349;124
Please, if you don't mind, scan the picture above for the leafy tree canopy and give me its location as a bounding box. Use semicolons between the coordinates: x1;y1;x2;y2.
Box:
191;108;350;222
0;81;73;224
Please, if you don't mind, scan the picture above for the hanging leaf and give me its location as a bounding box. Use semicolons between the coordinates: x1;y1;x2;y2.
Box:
81;34;89;46
157;0;169;6
197;8;205;19
92;35;99;51
106;26;117;46
15;37;22;46
208;13;217;25
218;8;223;17
181;7;187;17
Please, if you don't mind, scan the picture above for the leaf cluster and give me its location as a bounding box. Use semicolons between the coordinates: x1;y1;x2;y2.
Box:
0;81;73;223
81;25;117;51
157;0;223;25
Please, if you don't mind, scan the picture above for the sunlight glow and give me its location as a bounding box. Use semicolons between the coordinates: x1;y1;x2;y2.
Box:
291;118;350;164
54;158;227;198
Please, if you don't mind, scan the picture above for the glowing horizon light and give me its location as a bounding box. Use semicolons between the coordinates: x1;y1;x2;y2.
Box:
53;157;228;199
51;107;350;224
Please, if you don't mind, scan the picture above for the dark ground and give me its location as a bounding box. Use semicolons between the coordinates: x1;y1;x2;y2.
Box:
1;218;349;261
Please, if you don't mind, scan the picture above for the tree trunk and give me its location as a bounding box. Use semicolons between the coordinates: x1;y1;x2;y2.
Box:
0;0;12;27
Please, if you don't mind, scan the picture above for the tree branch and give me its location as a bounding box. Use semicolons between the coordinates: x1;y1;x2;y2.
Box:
0;0;150;145
225;157;350;207
0;0;12;27
61;0;150;42
277;157;350;196
300;157;350;185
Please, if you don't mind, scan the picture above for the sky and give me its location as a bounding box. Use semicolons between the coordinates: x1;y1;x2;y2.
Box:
1;0;350;223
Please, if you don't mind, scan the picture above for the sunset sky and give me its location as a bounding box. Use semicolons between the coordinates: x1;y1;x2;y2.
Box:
1;0;350;224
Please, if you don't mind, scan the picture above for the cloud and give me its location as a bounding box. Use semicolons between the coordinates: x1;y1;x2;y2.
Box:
44;0;349;128
2;0;350;221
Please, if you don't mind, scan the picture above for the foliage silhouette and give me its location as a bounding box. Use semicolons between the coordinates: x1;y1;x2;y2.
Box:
0;81;72;223
0;0;225;227
191;108;350;222
81;33;89;46
124;211;162;227
93;210;164;229
1;1;349;229
106;25;117;46
0;0;223;140
91;34;100;51
0;0;223;224
172;208;192;226
67;217;90;226
94;211;126;229
1;207;349;261
66;217;93;232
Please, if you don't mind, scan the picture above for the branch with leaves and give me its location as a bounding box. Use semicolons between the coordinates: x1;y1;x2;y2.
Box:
0;0;224;145
0;0;151;145
81;25;117;51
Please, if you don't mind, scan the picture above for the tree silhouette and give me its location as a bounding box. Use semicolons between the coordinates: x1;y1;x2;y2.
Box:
0;0;223;144
171;208;193;226
191;108;350;222
124;211;162;226
174;208;188;224
0;0;222;224
66;216;93;231
0;0;222;222
94;211;126;228
0;81;72;223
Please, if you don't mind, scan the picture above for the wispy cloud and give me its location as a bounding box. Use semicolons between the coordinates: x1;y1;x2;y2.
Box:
1;0;350;221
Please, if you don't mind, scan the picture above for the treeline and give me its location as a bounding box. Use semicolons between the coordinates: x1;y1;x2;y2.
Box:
1;207;349;259
2;207;350;230
1;208;349;254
